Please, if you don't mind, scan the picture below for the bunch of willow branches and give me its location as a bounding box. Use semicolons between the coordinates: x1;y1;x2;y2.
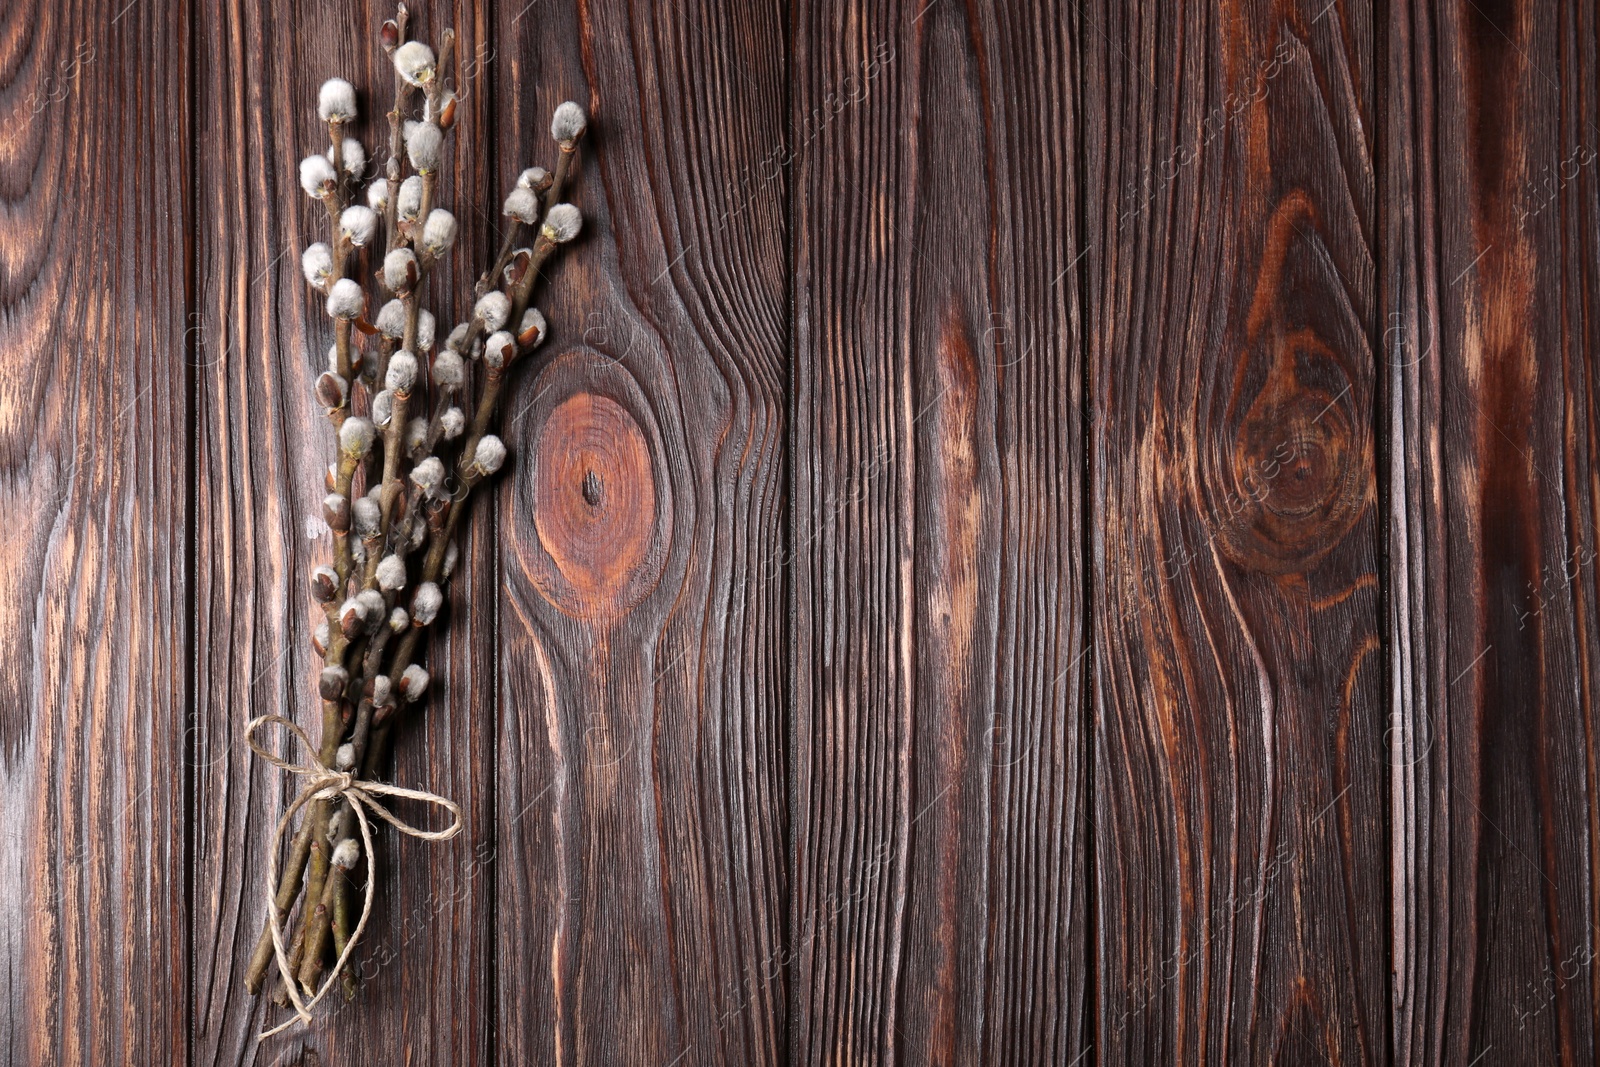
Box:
244;2;586;1015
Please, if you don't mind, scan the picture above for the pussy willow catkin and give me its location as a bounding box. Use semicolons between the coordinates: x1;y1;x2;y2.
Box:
242;2;588;1029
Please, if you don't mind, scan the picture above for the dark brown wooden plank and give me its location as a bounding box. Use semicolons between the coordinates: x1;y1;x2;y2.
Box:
488;1;791;1063
189;1;494;1060
1384;1;1600;1061
0;0;190;1063
787;1;1091;1062
1085;1;1386;1061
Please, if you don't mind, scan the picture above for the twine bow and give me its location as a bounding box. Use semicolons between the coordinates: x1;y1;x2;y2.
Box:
245;714;462;1037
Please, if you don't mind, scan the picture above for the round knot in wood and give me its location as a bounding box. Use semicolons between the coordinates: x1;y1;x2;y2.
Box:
532;393;658;616
1214;332;1368;575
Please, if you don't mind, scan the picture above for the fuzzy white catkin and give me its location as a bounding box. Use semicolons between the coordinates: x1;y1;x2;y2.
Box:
432;349;465;389
310;572;337;603
517;166;550;190
386;351;419;393
474;291;510;331
315;619;331;653
383;248;418;292
319;77;358;122
502;187;540;224
301;242;333;287
445;322;470;352
484;331;515;369
326;278;365;320
376;553;408;592
332;839;361;869
340;205;378;247
404;417;429;457
400;664;430;701
442;540;460;581
406;122;444;172
299;153;337;198
340;416;376;458
388;608;408;633
335;743;356;770
410;455;446;497
411;582;444;625
440;406;466;440
551;101;587;144
376;299;407;339
501;254;529;289
357;588;386;623
417;310;436;351
371;389;394;427
397;175;424;220
520;307;547;346
353;496;381;538
394;41;436;87
327;344;341;372
315;371;349;409
542;203;582;243
367;177;390;211
371;674;393;706
339;137;366;176
472;435;507;475
422;209;458;255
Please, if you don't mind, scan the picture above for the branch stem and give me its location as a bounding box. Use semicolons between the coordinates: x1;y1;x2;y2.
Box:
547;144;577;215
478;223;522;299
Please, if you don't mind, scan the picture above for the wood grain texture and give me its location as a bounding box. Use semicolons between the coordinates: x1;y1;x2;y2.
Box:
1084;0;1386;1061
488;0;791;1064
0;0;190;1062
10;0;1600;1063
189;1;493;1061
1384;0;1600;1062
787;1;1091;1062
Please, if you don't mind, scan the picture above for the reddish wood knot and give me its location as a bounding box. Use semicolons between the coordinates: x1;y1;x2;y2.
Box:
1213;331;1369;575
531;392;660;617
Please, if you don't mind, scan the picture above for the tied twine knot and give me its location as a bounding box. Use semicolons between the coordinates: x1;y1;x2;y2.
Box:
245;714;463;1037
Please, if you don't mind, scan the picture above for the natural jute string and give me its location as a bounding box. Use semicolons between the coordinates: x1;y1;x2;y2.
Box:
245;714;462;1037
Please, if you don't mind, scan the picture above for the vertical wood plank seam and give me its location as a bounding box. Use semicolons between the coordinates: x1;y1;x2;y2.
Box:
781;0;801;1057
182;0;199;1060
1373;1;1396;1063
781;0;797;1059
482;1;502;1060
888;5;924;1055
1072;0;1098;1058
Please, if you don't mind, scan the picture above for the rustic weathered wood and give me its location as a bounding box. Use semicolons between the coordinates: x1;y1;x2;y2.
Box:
487;1;792;1064
1085;0;1387;1061
189;0;493;1061
1384;1;1600;1062
12;0;1600;1062
786;1;1091;1062
0;0;190;1063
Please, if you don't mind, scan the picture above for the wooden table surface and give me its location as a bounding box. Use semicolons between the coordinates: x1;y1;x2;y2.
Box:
2;0;1596;1063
